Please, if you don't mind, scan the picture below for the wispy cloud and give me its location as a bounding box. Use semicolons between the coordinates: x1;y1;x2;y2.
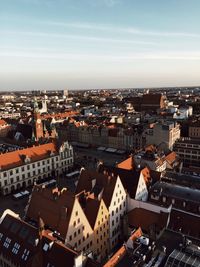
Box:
1;51;200;61
39;20;200;38
1;30;157;45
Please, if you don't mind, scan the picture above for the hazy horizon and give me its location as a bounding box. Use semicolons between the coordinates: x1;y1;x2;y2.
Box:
1;0;200;90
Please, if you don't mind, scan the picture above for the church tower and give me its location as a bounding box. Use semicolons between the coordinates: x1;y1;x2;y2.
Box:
33;99;44;141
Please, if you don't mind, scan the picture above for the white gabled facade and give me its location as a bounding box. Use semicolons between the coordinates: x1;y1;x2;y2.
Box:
108;175;127;250
134;172;148;201
0;141;74;195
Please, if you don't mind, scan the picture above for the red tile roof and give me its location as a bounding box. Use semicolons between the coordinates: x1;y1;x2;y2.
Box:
0;142;57;171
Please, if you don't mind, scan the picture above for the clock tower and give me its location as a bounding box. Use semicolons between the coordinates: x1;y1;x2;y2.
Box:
33;99;44;141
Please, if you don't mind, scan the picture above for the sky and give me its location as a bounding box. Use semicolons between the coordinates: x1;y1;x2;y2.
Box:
1;0;200;90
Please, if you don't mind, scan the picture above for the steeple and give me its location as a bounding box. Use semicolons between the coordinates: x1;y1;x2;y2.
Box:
33;97;39;113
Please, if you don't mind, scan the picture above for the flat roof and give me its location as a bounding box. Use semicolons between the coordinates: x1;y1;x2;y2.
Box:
150;181;200;203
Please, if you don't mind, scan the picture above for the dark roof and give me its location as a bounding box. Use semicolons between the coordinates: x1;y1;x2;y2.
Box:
84;197;101;229
98;165;140;198
128;208;169;232
150;181;200;204
162;171;200;189
0;213;38;267
141;94;163;105
76;169;118;208
26;186;75;238
168;209;200;239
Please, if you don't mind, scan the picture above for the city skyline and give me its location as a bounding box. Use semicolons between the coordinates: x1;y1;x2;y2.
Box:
1;0;200;90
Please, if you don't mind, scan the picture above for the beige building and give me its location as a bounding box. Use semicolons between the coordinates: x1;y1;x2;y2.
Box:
26;186;94;255
78;192;110;262
146;121;180;150
76;169;127;251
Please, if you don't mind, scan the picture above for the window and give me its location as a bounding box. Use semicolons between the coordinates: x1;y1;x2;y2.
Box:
78;218;80;224
4;237;11;248
78;229;80;234
75;211;78;216
12;243;20;254
69;235;72;241
73;221;76;227
0;233;3;240
16;169;19;173
10;170;13;175
112;211;114;216
22;249;30;261
74;232;77;238
3;172;7;177
27;165;30;170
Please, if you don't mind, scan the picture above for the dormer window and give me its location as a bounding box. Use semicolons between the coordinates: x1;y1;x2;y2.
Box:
24;156;31;164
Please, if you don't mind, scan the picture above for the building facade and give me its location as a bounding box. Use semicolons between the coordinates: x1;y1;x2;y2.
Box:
146;121;180;150
0;141;73;195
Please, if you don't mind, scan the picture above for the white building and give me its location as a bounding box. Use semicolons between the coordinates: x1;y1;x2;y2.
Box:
0;141;73;195
108;175;127;250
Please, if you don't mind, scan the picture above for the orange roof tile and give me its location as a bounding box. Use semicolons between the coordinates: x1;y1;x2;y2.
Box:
0;142;57;171
0;119;7;126
165;151;177;164
117;156;134;170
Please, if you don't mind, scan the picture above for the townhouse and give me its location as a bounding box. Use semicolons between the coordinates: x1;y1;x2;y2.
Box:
76;169;127;251
26;186;94;255
77;191;110;262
